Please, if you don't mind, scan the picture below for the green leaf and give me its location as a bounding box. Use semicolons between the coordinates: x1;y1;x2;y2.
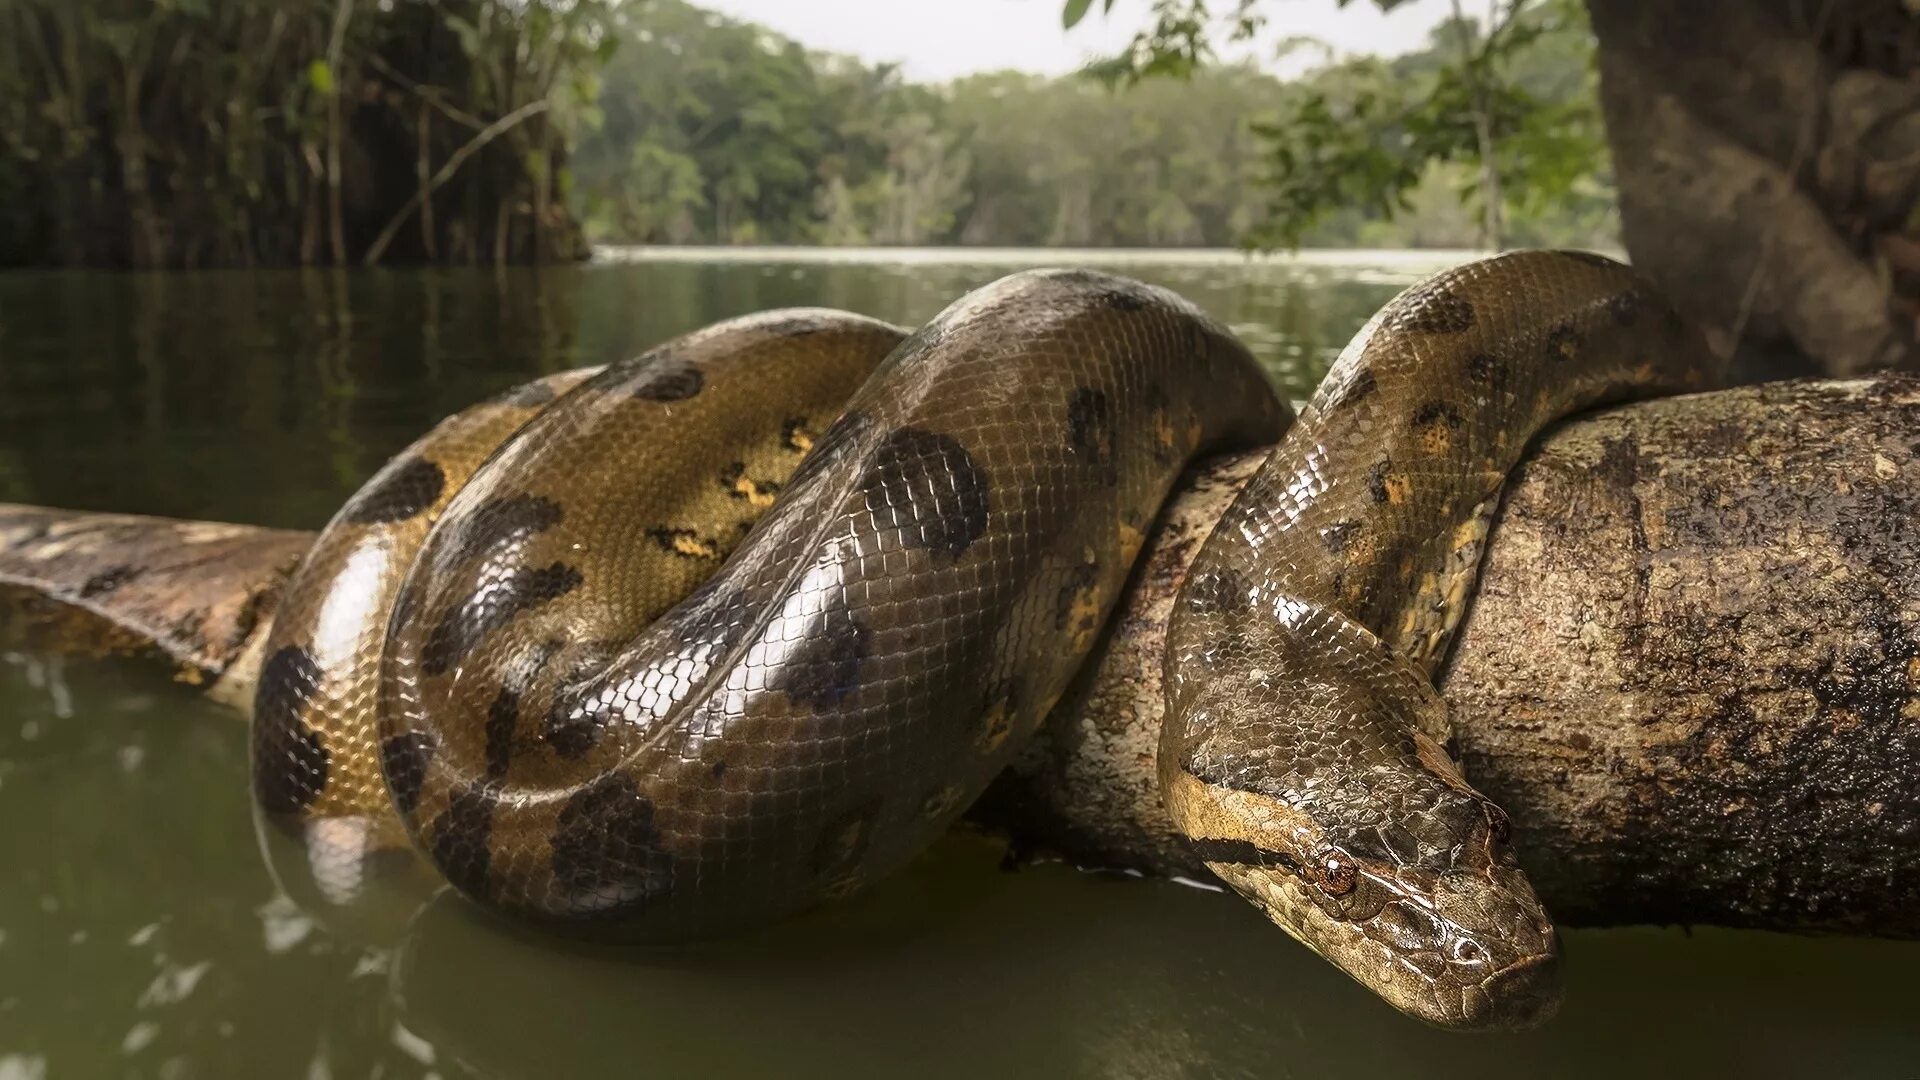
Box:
1063;0;1095;29
306;59;333;96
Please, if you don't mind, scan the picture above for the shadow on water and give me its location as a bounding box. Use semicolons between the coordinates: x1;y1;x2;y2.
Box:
4;251;1917;1078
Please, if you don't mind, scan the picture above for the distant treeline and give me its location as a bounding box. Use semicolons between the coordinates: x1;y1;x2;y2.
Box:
1;1;612;269
574;0;1619;250
0;0;1616;268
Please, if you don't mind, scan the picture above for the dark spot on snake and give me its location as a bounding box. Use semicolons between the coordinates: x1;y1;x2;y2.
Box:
1411;401;1465;431
498;377;557;408
380;731;435;817
1065;387;1116;478
1094;287;1147;312
628;351;704;402
1322;368;1377;412
812;798;884;878
1545;321;1582;363
342;457;445;525
859;427;990;559
420;562;584;676
1606;289;1641;327
79;564;140;598
1183;565;1250;616
718;461;781;503
781;416;814;453
446;494;563;563
1054;561;1103;631
1320;520;1364;555
1367;460;1396;504
542;696;603;759
251;645;329;815
1464;351;1496;382
645;526;725;561
1387;286;1475;335
485;687;520;779
788;409;873;491
430;783;497;899
551;774;676;915
771;599;872;708
711;760;728;778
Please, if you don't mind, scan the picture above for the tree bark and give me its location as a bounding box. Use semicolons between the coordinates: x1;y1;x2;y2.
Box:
1587;0;1920;379
980;376;1920;934
4;378;1919;931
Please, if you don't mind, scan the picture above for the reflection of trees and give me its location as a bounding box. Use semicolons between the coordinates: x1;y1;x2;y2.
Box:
0;265;583;528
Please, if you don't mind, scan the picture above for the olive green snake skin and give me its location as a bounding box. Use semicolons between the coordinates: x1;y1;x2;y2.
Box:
248;253;1713;1029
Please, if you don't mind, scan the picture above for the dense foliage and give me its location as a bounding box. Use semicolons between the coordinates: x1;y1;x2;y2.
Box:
573;0;1614;249
1072;0;1612;249
0;0;614;268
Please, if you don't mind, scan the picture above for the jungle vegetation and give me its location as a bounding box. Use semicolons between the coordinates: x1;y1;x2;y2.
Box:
571;0;1616;250
0;0;617;268
0;0;1617;267
1079;0;1920;377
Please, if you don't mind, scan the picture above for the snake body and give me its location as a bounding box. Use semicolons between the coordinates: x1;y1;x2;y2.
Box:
251;254;1711;1028
1162;251;1712;1026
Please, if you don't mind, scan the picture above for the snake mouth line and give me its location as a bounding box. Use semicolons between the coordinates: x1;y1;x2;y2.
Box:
1461;950;1561;1030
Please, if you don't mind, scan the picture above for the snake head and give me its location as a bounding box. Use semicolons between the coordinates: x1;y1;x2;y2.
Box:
1163;689;1561;1031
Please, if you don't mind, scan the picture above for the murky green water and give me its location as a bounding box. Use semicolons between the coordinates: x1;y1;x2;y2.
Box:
2;249;1916;1078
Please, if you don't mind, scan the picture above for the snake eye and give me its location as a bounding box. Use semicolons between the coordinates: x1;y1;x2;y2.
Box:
1318;854;1357;897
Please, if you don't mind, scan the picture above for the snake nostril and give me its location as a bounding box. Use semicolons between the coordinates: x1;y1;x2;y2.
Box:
1451;938;1488;966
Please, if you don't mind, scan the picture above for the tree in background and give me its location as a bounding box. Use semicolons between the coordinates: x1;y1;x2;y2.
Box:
571;0;1610;250
0;0;616;269
1072;0;1920;375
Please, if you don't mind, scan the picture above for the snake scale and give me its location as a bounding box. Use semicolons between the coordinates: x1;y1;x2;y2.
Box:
251;253;1712;1029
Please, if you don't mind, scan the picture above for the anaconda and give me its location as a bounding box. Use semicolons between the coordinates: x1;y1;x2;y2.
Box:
234;254;1712;1029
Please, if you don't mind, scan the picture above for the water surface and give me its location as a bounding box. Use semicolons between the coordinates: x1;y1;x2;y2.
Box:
1;248;1915;1078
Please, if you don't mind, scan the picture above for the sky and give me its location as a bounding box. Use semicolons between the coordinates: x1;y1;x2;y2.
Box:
692;0;1456;82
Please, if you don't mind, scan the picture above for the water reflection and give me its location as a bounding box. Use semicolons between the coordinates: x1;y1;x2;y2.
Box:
0;251;1414;530
5;657;1918;1078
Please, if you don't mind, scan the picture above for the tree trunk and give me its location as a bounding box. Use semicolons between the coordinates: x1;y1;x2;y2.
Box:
1587;0;1920;379
4;378;1919;931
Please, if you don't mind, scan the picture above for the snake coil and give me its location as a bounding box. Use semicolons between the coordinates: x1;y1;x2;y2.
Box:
252;254;1713;1029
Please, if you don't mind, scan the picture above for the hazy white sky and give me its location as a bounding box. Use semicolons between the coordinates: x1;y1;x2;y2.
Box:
694;0;1455;81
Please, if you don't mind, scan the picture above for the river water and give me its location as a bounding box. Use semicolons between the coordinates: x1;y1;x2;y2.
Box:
0;249;1913;1078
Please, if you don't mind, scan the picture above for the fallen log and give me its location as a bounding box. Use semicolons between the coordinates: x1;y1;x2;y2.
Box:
3;377;1917;932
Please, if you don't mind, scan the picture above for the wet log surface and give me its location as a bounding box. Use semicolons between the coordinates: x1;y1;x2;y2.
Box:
4;377;1918;932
